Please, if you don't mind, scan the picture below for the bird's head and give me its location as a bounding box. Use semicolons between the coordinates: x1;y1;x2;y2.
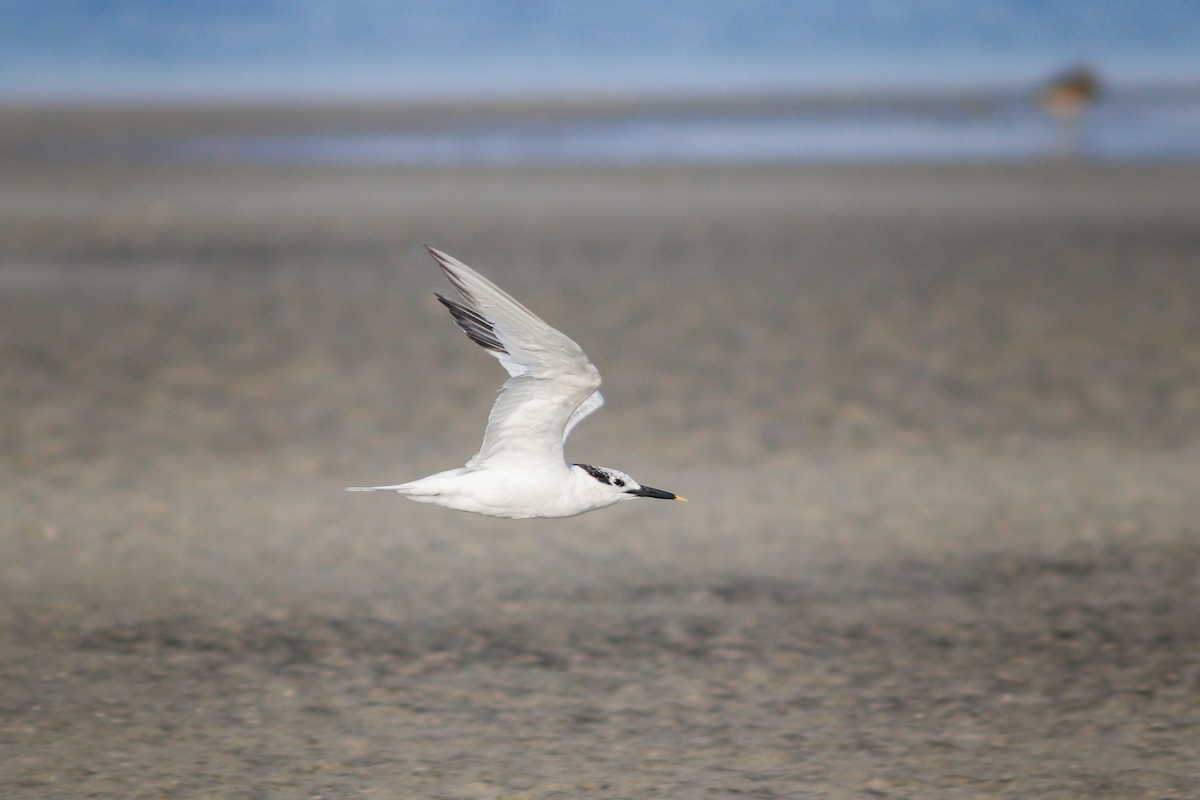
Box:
573;463;685;504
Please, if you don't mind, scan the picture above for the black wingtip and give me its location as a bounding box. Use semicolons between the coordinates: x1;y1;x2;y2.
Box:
437;293;506;353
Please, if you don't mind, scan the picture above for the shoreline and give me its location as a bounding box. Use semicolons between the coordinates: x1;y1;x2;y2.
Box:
5;88;1200;168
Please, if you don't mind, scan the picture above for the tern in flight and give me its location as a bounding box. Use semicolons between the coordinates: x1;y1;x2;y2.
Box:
348;247;684;518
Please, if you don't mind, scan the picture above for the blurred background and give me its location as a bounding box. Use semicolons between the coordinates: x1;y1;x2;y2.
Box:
5;4;1200;797
3;0;1199;165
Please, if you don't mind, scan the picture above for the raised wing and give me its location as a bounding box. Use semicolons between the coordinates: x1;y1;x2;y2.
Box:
427;246;602;468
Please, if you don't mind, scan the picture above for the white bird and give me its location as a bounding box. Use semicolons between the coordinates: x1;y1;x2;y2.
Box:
347;246;684;518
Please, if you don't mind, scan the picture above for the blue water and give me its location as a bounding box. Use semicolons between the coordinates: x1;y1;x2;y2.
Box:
170;92;1200;166
5;1;1200;164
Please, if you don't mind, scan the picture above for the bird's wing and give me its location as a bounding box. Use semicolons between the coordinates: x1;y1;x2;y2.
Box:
563;388;605;441
427;246;602;469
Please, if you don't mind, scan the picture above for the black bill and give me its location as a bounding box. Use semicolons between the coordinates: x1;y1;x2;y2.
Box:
628;486;685;501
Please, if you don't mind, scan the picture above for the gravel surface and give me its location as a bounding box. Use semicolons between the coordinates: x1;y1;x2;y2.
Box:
2;127;1199;798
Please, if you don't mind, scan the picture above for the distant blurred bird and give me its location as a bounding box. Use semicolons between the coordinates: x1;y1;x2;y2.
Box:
1038;65;1100;122
347;247;685;518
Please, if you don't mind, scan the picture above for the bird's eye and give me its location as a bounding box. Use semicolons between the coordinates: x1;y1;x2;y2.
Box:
613;478;625;487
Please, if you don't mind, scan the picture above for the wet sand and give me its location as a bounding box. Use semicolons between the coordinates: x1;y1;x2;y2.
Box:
2;109;1199;797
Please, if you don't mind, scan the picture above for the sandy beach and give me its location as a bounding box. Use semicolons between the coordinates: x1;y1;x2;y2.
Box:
2;105;1199;798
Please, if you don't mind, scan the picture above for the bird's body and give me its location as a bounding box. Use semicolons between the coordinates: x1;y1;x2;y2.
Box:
364;463;641;519
348;247;682;519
